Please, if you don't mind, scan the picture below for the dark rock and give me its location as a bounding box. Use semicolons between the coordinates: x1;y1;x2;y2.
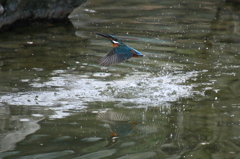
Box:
0;0;86;29
226;0;240;2
0;5;3;15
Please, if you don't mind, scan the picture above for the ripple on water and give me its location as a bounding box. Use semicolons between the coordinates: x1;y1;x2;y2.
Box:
16;150;74;159
72;149;116;159
80;137;104;142
116;151;156;159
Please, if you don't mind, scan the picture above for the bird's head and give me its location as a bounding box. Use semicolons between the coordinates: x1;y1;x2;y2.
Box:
96;32;122;47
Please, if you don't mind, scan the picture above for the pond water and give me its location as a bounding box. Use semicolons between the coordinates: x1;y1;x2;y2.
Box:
1;0;240;158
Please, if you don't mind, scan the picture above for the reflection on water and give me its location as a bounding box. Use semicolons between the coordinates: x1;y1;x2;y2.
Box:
0;105;46;152
97;111;139;147
0;0;240;158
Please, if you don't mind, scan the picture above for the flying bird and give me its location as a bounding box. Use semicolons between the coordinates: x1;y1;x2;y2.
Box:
96;33;143;66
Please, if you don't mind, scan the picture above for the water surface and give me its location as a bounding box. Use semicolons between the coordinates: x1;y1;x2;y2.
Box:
0;0;240;158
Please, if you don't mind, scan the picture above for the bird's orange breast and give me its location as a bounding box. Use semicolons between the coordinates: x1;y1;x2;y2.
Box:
112;43;119;47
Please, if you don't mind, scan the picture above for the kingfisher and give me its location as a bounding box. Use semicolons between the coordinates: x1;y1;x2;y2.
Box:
96;32;143;66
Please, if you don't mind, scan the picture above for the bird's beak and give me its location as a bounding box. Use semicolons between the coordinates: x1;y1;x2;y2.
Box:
135;50;144;57
96;32;108;38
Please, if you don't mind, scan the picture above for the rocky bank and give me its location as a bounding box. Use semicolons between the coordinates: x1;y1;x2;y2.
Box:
0;0;86;29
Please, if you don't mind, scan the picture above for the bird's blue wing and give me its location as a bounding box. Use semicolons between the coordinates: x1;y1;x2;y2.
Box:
99;47;133;66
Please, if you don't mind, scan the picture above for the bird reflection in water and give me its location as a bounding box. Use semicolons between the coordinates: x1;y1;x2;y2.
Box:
97;111;139;147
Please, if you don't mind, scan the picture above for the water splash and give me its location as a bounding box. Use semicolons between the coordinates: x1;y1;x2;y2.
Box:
0;70;201;118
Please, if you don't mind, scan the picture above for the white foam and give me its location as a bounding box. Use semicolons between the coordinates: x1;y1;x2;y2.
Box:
92;72;112;77
31;114;44;117
0;70;201;118
20;119;30;122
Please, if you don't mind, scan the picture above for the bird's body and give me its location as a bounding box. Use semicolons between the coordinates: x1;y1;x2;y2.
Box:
96;33;143;66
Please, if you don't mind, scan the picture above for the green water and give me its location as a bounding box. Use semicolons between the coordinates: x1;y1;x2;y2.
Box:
1;0;240;158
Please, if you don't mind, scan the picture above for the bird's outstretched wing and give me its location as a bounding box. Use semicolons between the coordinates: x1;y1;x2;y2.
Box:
99;49;132;66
